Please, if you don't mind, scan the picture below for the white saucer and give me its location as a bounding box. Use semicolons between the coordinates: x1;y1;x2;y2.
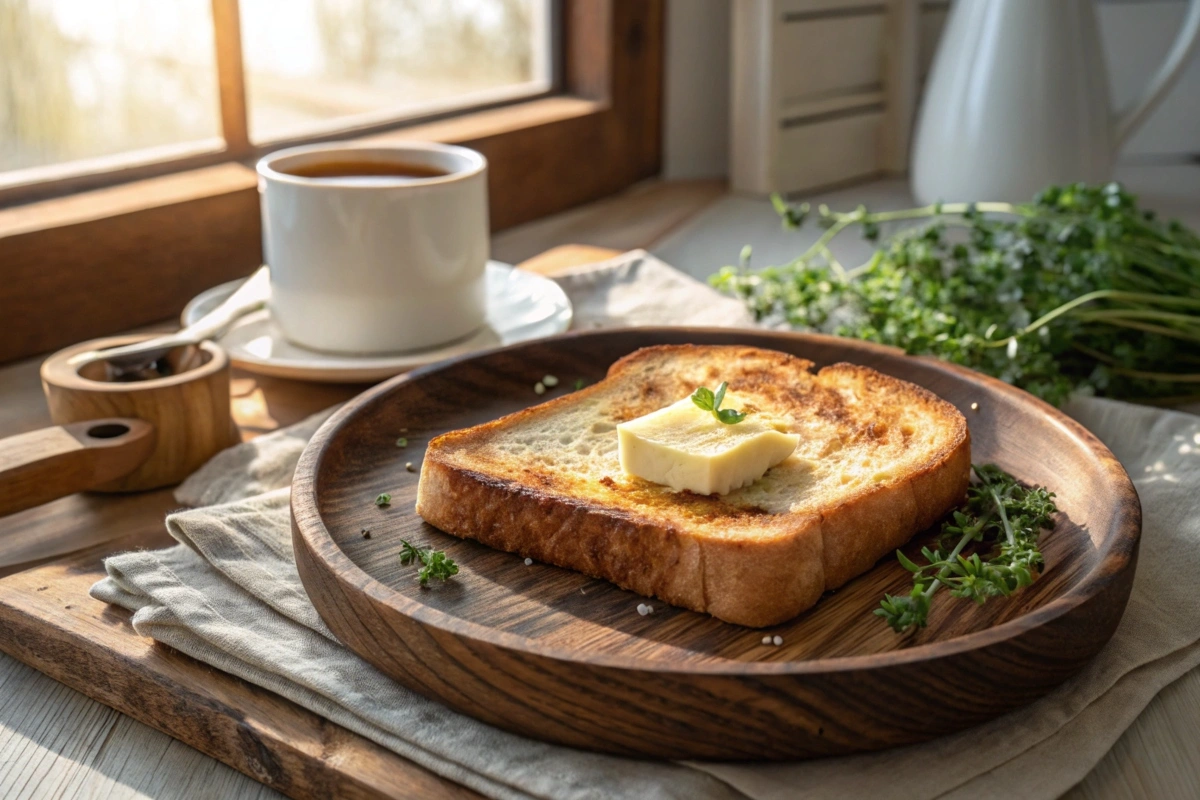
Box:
181;262;572;383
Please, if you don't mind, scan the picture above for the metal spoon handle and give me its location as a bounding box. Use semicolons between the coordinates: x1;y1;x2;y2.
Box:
68;267;271;367
177;265;271;344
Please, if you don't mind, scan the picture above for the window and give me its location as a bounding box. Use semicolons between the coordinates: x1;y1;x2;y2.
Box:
1;0;554;201
240;0;553;143
0;0;663;364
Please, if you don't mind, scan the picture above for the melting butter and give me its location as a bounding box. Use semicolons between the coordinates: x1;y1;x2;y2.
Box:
616;395;799;495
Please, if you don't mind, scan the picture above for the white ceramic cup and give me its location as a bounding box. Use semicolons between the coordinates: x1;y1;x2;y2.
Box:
257;142;489;354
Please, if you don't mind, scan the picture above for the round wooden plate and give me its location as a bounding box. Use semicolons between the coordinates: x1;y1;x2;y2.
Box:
292;328;1141;761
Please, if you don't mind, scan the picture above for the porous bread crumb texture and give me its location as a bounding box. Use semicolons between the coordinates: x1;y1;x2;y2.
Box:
432;346;963;537
417;345;971;626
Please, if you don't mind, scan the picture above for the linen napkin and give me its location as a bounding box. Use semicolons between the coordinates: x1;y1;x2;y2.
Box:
549;249;755;330
92;252;1200;800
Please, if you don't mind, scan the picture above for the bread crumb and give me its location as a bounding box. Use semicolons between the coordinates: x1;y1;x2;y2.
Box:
636;603;650;616
405;462;415;472
542;374;559;387
761;636;771;645
534;382;546;395
524;557;533;566
970;402;979;410
772;635;783;646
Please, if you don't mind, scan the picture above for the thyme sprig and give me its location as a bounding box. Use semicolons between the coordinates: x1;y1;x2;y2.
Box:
399;540;460;586
876;464;1056;633
715;183;1200;406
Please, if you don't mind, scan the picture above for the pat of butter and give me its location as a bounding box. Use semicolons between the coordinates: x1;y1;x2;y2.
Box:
616;396;799;495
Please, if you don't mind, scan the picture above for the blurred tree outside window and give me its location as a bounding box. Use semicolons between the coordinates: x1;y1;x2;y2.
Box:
0;0;221;172
0;0;551;175
242;0;548;142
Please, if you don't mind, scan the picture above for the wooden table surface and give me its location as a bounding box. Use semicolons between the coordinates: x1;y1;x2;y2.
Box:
2;175;1199;799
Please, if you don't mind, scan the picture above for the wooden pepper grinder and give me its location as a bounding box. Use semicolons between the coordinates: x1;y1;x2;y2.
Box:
0;334;240;517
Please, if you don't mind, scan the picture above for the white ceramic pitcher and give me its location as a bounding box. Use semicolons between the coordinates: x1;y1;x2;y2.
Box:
911;0;1200;204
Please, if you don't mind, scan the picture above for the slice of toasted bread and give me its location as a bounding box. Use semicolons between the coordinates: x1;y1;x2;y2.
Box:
416;345;970;627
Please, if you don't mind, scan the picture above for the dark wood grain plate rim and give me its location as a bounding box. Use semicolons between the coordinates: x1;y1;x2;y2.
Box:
291;327;1141;676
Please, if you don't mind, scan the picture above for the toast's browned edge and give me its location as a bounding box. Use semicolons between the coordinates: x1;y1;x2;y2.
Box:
814;362;972;589
416;457;827;626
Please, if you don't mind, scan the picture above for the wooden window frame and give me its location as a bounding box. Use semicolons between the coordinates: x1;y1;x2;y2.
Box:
0;0;663;364
0;0;560;207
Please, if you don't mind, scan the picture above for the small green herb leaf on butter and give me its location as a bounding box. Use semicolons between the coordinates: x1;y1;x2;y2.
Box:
717;407;748;425
690;381;747;425
712;381;727;410
691;386;715;411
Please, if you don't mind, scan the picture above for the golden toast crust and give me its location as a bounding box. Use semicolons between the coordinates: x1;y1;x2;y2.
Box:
416;345;970;627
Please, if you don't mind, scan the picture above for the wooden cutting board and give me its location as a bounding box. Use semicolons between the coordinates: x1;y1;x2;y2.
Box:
0;495;485;799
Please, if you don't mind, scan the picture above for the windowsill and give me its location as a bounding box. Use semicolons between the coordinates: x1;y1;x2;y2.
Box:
0;95;604;237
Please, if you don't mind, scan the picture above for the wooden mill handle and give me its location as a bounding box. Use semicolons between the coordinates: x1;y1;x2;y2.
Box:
0;418;156;518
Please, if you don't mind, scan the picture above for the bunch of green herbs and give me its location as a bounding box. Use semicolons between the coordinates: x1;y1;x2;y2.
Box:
711;183;1200;406
877;464;1057;633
